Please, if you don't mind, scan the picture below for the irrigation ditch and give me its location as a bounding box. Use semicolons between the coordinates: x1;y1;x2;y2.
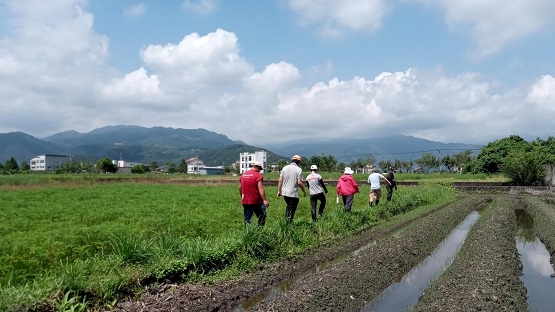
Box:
113;186;555;312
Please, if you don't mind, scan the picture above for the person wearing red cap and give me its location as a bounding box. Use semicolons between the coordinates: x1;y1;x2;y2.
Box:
239;161;269;227
277;155;307;222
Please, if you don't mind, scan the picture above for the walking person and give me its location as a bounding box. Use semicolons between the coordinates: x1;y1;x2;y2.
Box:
305;165;328;221
239;162;269;227
385;167;397;201
336;167;359;213
367;167;392;207
277;155;307;222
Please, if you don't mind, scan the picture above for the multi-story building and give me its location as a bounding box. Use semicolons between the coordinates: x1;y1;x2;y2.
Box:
186;157;204;174
239;151;267;174
29;154;69;171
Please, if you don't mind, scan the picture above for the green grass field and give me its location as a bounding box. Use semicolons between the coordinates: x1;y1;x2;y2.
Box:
0;174;464;311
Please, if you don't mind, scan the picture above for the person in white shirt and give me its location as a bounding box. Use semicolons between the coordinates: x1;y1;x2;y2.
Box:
367;167;392;207
277;155;307;222
305;165;328;221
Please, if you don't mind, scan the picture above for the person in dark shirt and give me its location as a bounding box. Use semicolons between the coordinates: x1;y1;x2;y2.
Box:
385;167;397;201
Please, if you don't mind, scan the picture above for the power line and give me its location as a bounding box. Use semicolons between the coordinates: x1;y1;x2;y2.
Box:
334;148;481;160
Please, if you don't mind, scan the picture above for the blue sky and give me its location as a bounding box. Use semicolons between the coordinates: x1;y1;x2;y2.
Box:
1;0;555;145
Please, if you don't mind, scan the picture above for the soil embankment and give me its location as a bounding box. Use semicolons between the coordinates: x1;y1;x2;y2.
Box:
524;195;555;256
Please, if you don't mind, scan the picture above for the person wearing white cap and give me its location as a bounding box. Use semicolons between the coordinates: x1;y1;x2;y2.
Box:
305;165;329;221
277;155;307;222
336;167;359;212
239;162;269;227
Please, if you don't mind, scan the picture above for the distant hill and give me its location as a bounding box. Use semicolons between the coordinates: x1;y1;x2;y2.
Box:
263;135;482;163
40;125;271;165
0;132;63;163
0;127;482;167
0;126;278;166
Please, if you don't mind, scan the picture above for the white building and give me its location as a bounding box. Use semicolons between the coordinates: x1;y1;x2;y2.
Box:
29;154;69;171
239;151;267;174
113;160;143;174
186;157;204;174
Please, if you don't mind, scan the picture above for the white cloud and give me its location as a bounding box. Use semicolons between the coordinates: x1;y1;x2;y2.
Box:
182;0;216;15
1;0;555;147
408;0;555;58
288;0;387;37
101;67;161;103
123;3;147;18
0;0;110;135
527;75;555;110
244;62;300;92
140;29;253;90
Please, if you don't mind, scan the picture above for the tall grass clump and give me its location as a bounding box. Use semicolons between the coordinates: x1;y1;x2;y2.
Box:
109;233;154;265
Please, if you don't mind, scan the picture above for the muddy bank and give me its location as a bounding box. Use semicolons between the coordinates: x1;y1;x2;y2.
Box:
413;196;528;311
524;195;555;257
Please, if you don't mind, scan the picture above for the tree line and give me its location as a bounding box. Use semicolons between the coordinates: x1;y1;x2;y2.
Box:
2;135;554;185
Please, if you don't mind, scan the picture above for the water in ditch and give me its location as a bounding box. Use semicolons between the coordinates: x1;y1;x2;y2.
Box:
515;209;555;312
361;211;480;312
232;226;408;311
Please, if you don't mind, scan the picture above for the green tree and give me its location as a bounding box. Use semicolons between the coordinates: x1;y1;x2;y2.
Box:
177;159;188;173
166;163;177;174
132;164;151;174
4;157;19;173
441;155;455;172
349;157;367;173
401;160;413;173
503;150;546;186
96;158;118;173
80;161;94;173
20;162;30;171
529;136;555;165
415;153;439;172
393;159;403;171
453;150;473;172
464;135;528;174
57;160;83;173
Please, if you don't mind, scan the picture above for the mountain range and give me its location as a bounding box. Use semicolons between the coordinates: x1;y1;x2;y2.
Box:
0;125;482;167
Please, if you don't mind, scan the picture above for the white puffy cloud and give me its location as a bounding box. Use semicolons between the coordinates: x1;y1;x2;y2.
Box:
0;0;110;134
288;0;387;37
140;29;253;90
527;75;555;110
236;68;553;145
408;0;555;58
244;62;300;92
101;67;161;103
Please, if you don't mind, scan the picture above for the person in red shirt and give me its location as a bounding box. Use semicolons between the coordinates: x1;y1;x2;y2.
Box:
239;161;269;226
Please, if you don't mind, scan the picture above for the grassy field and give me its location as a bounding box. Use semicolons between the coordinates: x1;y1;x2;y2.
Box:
0;173;463;311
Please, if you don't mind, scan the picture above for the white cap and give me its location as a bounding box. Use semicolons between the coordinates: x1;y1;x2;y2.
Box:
344;167;354;174
251;161;264;169
310;165;318;170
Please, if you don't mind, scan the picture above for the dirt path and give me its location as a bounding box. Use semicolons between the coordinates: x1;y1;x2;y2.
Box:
114;196;490;311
